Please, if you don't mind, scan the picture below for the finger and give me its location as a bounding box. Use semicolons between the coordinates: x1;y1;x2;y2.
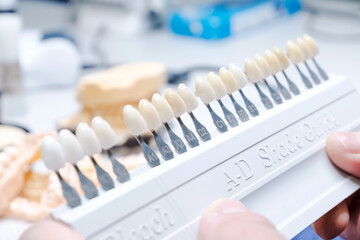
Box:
326;132;360;177
19;218;83;240
312;200;349;239
341;191;360;240
198;199;285;240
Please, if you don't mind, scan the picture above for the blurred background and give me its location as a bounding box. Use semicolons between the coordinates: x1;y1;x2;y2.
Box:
0;0;360;239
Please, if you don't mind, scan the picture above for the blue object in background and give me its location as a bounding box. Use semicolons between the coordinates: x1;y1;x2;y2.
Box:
293;225;343;240
168;0;302;39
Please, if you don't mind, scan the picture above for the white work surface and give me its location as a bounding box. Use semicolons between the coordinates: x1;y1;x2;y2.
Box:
1;5;360;240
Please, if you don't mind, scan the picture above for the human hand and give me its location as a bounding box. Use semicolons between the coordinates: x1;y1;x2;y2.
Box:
199;132;360;240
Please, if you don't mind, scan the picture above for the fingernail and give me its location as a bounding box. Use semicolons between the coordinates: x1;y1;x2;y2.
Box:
335;132;360;153
203;199;248;216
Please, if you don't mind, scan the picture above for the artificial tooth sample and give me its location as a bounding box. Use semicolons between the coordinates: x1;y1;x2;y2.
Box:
165;89;199;148
272;47;300;95
152;93;186;154
195;76;227;133
303;34;328;80
92;117;130;182
41;136;81;208
229;64;259;117
59;129;98;199
286;41;313;89
264;50;291;100
296;38;321;85
208;72;238;127
219;67;249;122
123;105;160;167
178;84;211;142
244;58;273;109
254;54;282;104
76;122;115;190
138;100;174;160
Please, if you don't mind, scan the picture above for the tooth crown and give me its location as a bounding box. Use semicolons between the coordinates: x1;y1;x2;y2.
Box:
219;67;238;94
303;34;319;57
229;64;247;89
195;76;216;104
138;99;162;130
177;84;198;113
41;136;66;171
59;129;85;164
92;117;118;150
76;122;102;155
244;58;263;83
273;47;290;70
296;37;311;61
151;93;174;123
265;50;282;75
254;54;272;78
165;89;187;118
123;105;148;136
207;72;227;99
286;41;303;64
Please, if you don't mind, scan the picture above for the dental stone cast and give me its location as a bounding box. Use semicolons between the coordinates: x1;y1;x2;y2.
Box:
254;54;283;104
177;84;211;142
91;117;131;182
138;100;174;160
296;37;321;85
244;58;273;109
76;122;115;190
59;129;98;199
41;136;81;208
303;34;328;80
219;67;249;122
195;76;228;133
207;72;238;128
286;40;313;89
152;93;187;154
165;89;199;148
229;64;259;117
272;47;300;95
123;105;161;167
264;50;292;100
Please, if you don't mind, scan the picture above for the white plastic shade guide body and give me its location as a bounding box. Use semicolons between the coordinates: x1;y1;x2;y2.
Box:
52;76;360;240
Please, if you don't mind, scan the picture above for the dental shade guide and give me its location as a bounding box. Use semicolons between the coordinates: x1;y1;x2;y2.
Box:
50;36;360;240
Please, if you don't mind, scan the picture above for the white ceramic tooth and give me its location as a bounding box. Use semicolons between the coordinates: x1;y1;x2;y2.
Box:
219;67;238;94
177;83;198;112
244;58;263;83
91;116;117;150
165;88;186;118
286;40;303;64
229;64;247;89
265;50;282;75
273;47;290;70
303;34;319;57
41;136;66;171
138;99;162;130
254;54;271;78
59;129;84;164
296;37;311;61
123;105;147;136
195;76;216;104
151;93;174;123
207;72;227;99
76;122;102;155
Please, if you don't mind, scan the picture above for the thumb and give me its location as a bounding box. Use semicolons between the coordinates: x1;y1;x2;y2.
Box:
326;132;360;177
198;199;285;240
